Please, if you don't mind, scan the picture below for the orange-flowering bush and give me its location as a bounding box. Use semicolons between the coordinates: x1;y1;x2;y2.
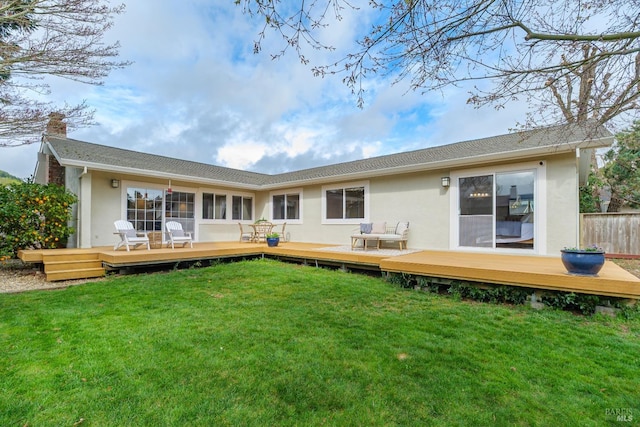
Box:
0;181;77;259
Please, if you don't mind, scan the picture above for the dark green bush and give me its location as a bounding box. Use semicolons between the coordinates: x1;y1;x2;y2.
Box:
542;292;604;316
386;273;530;306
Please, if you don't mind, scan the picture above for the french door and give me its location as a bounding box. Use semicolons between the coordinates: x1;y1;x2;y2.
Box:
164;191;195;235
126;187;195;237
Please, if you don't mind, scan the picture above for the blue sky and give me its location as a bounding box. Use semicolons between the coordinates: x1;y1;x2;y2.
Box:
0;0;528;179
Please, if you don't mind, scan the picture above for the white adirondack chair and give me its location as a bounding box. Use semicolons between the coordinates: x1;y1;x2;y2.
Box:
114;220;150;251
165;221;193;249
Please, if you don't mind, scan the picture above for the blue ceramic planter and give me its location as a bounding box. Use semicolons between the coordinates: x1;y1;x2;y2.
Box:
266;237;279;247
560;250;605;276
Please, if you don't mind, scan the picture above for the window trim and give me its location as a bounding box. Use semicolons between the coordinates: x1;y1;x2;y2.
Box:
197;188;256;223
201;192;228;222
321;180;369;224
269;188;303;224
231;194;255;222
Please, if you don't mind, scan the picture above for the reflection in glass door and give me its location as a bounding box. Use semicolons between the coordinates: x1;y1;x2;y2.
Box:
495;171;534;249
126;187;163;232
165;191;195;236
458;171;535;250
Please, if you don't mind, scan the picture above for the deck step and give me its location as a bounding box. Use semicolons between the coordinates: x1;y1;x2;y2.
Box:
41;253;105;281
44;259;103;273
45;267;106;282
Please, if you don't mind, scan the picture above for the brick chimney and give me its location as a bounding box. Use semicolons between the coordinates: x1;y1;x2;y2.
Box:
46;112;67;137
48;156;65;186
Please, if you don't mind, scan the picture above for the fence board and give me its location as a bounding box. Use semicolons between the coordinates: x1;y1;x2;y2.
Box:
580;213;640;256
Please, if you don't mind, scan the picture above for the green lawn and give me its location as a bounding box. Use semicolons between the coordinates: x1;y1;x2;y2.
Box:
1;259;639;426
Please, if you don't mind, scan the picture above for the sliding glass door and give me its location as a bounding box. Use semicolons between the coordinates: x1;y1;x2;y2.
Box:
458;171;535;250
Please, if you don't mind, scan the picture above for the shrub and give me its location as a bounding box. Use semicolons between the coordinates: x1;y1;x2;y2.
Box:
541;292;606;316
385;273;530;306
0;181;77;259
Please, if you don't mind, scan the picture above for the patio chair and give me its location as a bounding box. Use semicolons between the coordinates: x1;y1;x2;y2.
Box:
276;222;287;242
238;222;254;243
114;220;150;251
165;221;193;249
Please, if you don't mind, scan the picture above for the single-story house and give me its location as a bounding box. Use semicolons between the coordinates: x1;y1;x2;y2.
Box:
33;118;613;256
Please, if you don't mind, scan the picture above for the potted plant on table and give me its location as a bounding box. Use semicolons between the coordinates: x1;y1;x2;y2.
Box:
560;245;605;276
266;232;280;247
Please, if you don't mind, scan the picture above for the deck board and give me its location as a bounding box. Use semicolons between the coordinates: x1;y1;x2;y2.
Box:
18;243;640;298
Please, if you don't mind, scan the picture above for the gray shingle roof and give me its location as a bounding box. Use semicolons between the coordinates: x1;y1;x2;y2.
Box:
47;136;270;187
45;122;613;190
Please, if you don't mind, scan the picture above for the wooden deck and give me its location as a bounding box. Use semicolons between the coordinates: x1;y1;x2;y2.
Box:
18;242;640;299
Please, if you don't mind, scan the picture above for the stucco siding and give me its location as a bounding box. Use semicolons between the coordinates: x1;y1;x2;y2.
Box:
545;153;579;252
256;171;449;248
367;172;450;249
90;171;126;247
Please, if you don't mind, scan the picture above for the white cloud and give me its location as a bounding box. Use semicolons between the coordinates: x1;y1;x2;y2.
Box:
217;139;267;170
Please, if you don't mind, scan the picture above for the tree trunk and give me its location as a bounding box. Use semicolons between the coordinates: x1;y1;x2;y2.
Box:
607;196;623;212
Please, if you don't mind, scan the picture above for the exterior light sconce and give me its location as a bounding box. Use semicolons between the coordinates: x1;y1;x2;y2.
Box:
111;179;120;188
441;176;450;188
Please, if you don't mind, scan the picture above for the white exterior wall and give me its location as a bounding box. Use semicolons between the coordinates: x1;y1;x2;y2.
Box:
81;152;581;256
545;152;580;253
89;171;127;247
367;171;450;250
258;170;449;249
86;172;259;246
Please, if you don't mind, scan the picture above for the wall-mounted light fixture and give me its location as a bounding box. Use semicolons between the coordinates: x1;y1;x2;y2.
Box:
441;176;450;188
111;179;120;188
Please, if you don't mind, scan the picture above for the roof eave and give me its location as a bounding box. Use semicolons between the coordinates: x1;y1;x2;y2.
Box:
57;159;264;191
260;135;614;189
48;132;614;192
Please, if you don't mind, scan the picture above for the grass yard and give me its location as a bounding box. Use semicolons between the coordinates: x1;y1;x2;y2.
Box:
1;259;639;426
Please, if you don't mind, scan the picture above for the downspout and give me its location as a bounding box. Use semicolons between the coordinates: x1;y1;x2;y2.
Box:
575;148;581;248
77;167;88;248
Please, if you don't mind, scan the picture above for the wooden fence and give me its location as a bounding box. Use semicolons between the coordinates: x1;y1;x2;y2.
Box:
580;213;640;256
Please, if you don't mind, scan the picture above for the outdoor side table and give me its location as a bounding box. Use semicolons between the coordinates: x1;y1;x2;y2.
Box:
350;234;379;251
148;231;163;249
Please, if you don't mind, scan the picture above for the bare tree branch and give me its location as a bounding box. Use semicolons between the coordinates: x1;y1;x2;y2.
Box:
0;0;130;146
240;0;640;130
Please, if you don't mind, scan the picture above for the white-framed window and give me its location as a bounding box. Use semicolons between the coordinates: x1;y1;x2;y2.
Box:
450;161;546;253
270;188;302;223
321;181;369;224
232;195;253;221
202;193;227;220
